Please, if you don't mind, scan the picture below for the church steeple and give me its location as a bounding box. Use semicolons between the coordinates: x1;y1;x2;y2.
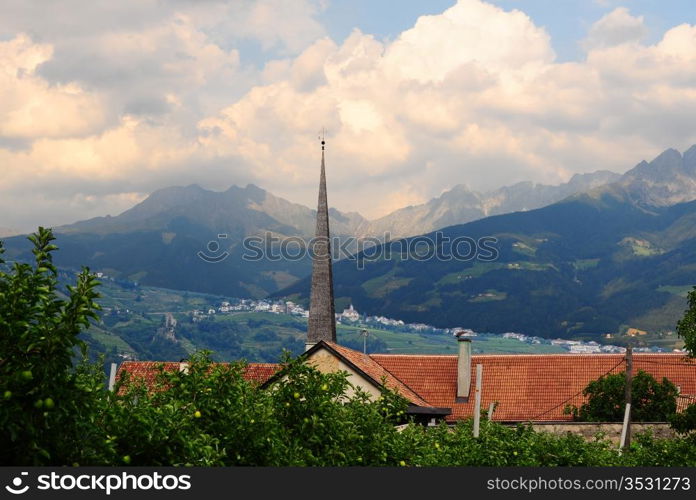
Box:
306;137;336;348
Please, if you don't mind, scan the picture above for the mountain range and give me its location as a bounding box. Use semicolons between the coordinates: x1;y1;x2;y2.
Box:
3;145;696;317
56;166;625;241
281;145;696;337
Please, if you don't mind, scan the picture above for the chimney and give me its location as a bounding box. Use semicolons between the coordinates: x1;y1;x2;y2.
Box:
455;332;472;400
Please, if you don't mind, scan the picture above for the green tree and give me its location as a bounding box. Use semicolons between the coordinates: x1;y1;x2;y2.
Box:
109;351;409;466
0;228;110;465
677;286;696;357
669;403;696;434
670;286;696;434
565;370;678;422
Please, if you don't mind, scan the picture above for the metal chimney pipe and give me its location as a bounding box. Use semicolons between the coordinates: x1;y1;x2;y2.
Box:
456;333;472;400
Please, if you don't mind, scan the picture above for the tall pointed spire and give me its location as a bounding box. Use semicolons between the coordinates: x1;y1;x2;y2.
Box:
307;136;336;347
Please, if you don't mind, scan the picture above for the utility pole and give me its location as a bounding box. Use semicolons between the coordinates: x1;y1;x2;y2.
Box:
360;329;369;354
623;345;633;448
107;363;117;391
473;364;483;438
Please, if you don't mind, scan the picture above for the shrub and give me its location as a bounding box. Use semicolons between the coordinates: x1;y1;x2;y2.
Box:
565;370;678;422
669;403;696;434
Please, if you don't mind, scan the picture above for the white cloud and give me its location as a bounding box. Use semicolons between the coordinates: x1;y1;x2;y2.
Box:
2;0;696;230
221;0;326;54
196;0;696;218
0;35;108;140
583;7;647;50
382;0;554;83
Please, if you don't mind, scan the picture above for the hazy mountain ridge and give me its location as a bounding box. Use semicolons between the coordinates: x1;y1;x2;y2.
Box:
61;184;368;239
365;145;696;238
365;170;621;238
617;145;696;207
4;144;696;304
33;145;696;242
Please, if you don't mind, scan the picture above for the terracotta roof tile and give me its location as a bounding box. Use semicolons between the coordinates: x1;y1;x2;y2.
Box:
242;363;280;383
116;361;279;390
370;353;696;422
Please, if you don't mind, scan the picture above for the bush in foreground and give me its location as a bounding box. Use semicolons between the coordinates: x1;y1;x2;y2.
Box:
109;352;408;466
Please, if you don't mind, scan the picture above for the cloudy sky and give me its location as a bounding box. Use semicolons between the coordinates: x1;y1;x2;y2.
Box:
2;0;696;232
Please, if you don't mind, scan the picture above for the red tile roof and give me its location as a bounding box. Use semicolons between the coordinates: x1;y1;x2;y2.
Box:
116;361;278;389
370;353;696;422
242;363;280;383
114;350;696;422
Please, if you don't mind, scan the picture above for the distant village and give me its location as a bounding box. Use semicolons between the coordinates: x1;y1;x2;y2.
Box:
188;298;683;354
91;270;683;355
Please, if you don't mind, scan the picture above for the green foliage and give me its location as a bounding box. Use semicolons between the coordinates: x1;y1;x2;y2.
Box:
565;370;678;422
0;228;108;465
396;421;625;467
108;352;408;466
677;286;696;357
669;403;696;434
627;431;696;466
105;354;696;467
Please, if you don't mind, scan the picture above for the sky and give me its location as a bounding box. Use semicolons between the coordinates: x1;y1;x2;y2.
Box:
1;0;696;232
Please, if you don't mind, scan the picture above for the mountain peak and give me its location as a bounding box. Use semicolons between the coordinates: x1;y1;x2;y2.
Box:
683;144;696;171
616;145;696;207
244;183;265;193
652;148;682;167
623;148;684;180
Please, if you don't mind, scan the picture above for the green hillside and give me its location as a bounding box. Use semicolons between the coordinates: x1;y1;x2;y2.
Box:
72;277;567;363
280;190;696;338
